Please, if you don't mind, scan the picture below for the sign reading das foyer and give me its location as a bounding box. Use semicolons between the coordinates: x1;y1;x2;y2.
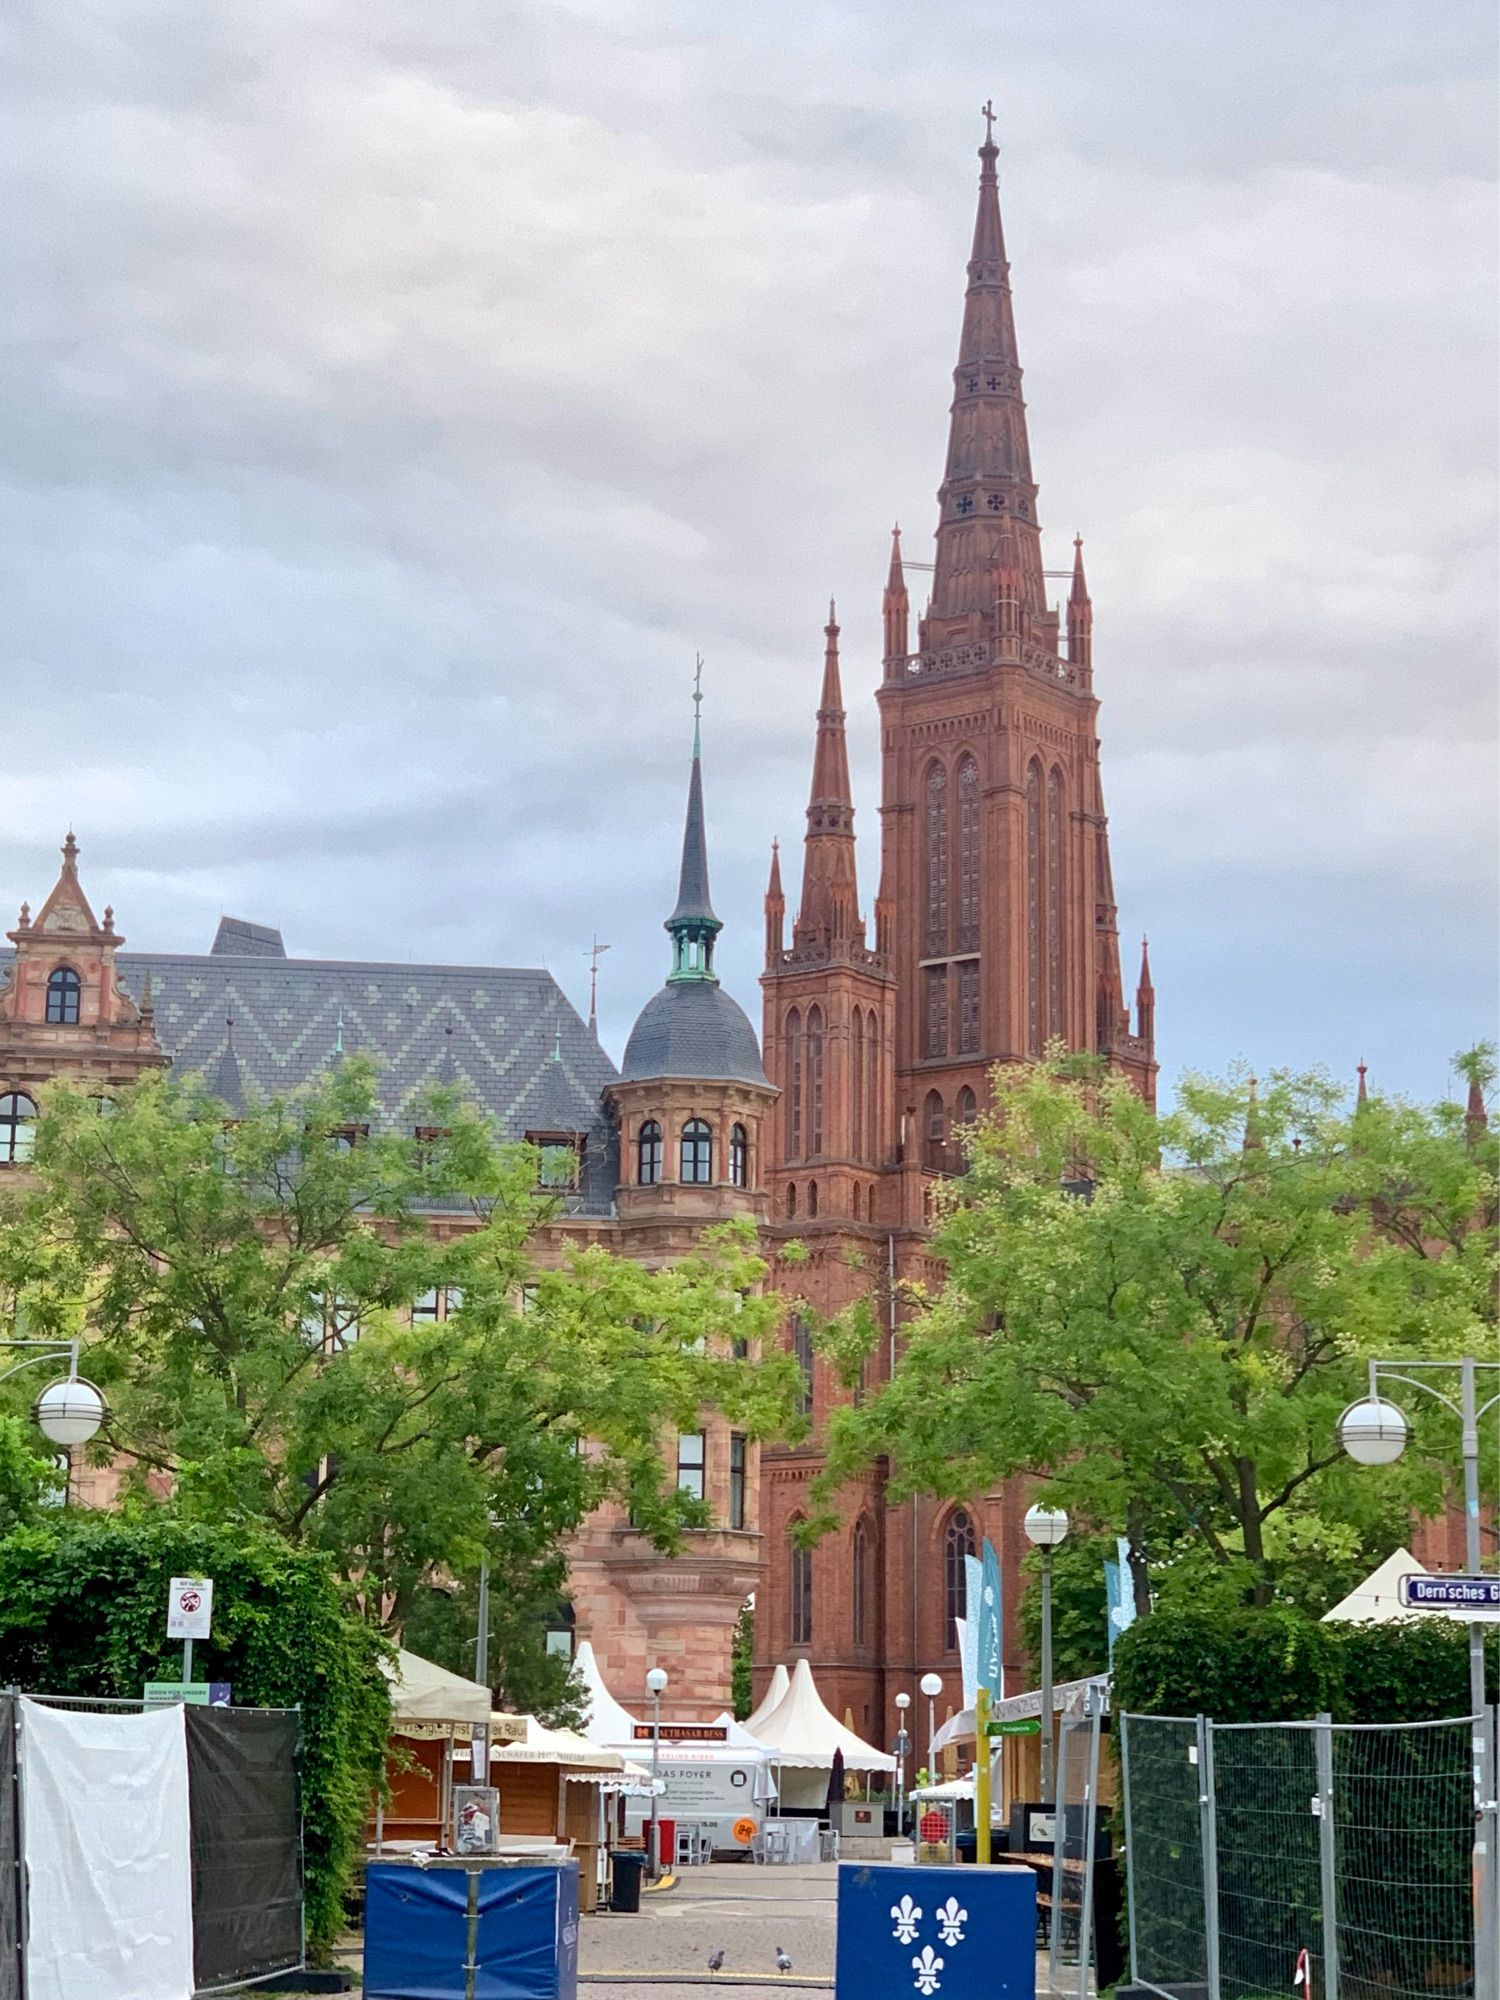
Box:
166;1576;214;1640
1400;1573;1500;1615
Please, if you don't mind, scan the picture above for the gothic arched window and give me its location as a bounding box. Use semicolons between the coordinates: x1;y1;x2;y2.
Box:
789;1521;812;1646
851;1009;865;1158
807;1006;824;1156
852;1182;862;1220
786;1008;803;1159
957;756;981;952
865;1013;879;1160
925;761;950;954
852;1517;872;1651
636;1120;662;1186
807;1179;818;1218
0;1093;38;1166
956;1086;977;1128
786;1182;797;1218
1025;761;1043;1056
943;1507;976;1648
680;1118;712;1185
1047;766;1065;1041
729;1122;748;1188
792;1315;814;1418
45;967;81;1026
924;1089;946;1172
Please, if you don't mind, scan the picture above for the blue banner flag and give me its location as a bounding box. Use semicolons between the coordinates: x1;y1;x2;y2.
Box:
1105;1537;1137;1660
977;1539;1003;1698
960;1554;983;1708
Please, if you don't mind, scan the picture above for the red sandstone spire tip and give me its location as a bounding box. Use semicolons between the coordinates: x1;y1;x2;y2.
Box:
1356;1060;1368;1106
1070;534;1089;601
766;839;784;902
1465;1072;1488;1134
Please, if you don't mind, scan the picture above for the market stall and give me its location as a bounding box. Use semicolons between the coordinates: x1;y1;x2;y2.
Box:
373;1649;494;1852
748;1659;894;1812
484;1714;648;1909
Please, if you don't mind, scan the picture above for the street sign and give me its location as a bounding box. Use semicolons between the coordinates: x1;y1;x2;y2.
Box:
987;1718;1041;1738
166;1576;214;1640
1400;1573;1500;1617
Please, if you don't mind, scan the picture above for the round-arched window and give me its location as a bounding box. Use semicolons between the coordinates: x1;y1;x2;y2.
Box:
637;1120;662;1186
0;1093;38;1165
45;967;81;1025
729;1122;748;1188
680;1118;712;1185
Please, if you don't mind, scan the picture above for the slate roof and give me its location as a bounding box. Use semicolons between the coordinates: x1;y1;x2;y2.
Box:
111;950;622;1213
620;980;769;1088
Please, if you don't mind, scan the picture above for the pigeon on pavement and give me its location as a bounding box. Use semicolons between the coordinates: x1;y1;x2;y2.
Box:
776;1947;793;1974
708;1950;725;1974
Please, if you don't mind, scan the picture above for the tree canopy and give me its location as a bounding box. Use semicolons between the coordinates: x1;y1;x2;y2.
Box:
0;1062;801;1675
817;1055;1497;1613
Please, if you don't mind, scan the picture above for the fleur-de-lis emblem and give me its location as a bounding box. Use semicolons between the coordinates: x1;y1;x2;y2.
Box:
889;1893;922;1944
935;1896;967;1945
911;1944;945;1994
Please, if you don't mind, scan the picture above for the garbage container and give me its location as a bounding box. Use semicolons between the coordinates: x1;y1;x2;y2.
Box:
955;1827;1009;1864
609;1849;647;1913
365;1857;579;1999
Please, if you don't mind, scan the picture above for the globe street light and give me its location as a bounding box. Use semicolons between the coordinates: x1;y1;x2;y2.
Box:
645;1667;668;1878
919;1671;943;1778
1339;1358;1499;1998
1023;1504;1070;1804
34;1377;106;1447
894;1691;911;1834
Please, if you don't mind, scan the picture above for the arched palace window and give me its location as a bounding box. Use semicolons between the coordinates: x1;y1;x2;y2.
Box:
636;1120;662;1186
943;1508;976;1648
680;1119;713;1185
729;1122;748;1188
45;967;81;1025
0;1093;38;1166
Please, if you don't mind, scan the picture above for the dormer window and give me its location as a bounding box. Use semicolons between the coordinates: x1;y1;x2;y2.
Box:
328;1124;368;1153
45;967;81;1025
528;1132;581;1192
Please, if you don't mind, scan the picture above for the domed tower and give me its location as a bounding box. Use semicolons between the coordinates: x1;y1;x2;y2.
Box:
612;687;776;1235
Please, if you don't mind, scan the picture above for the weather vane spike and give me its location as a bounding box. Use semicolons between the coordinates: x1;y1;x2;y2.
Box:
692;652;704;754
982;98;996;145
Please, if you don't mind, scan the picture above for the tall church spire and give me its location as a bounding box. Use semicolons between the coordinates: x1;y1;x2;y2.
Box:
794;604;863;952
928;106;1044;640
666;663;722;983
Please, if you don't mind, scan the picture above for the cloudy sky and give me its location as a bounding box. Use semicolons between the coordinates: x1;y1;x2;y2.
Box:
3;0;1495;1105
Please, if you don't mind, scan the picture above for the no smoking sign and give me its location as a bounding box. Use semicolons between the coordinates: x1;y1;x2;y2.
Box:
166;1575;214;1640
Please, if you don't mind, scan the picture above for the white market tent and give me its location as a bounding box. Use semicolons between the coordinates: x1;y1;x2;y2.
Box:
573;1640;643;1747
744;1664;790;1736
1322;1547;1429;1625
381;1649;493;1738
710;1711;777;1753
749;1659;895;1772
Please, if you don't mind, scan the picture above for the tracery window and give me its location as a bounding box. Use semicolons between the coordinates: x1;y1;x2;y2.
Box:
807;1007;824;1156
0;1093;37;1166
957;757;981;952
786;1008;803;1159
680;1118;712;1184
925;965;948;1059
943;1507;976;1647
729;1122;748;1188
958;959;980;1055
924;1089;946;1172
637;1120;662;1186
1047;767;1065;1042
792;1315;814;1418
956;1086;977;1128
45;967;81;1025
1026;761;1043;1056
789;1524;812;1646
925;761;950;954
851;1010;865;1158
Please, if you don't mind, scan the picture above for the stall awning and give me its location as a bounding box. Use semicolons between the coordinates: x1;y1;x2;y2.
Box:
381;1649;493;1737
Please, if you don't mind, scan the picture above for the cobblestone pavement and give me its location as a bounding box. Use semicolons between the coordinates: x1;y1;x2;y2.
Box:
581;1859;837;1998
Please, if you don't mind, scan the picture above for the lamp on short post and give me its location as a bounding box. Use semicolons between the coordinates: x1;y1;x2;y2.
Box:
1022;1503;1069;1804
645;1666;668;1878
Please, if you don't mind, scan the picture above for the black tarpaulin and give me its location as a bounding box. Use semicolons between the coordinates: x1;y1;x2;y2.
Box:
0;1699;16;2000
186;1707;303;1990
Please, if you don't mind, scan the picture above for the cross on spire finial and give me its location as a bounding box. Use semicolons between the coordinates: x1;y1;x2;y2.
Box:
981;99;996;147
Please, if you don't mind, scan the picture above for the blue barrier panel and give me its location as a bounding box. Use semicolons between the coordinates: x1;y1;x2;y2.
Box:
836;1861;1036;2000
366;1861;581;2000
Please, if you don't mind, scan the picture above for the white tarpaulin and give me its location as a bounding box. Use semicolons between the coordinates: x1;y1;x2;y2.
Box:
21;1699;195;2000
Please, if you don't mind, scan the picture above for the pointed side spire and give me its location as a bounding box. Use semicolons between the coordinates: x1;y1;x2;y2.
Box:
1356;1060;1369;1107
1242;1075;1263;1153
1067;533;1093;673
795;605;864;952
764;838;785;968
665;663;723;983
212;1014;246;1113
883;524;910;675
1135;935;1154;1048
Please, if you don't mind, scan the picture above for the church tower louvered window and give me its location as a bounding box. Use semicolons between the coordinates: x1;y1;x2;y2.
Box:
957;757;980;953
925;761;949;954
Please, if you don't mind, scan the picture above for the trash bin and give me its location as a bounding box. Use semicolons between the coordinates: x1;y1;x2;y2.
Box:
365;1857;579;1999
955;1827;1008;1864
609;1849;647;1914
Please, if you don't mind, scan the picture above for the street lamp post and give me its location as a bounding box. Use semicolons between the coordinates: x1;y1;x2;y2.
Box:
894;1691;911;1835
919;1671;943;1779
645;1667;668;1879
2;1339;108;1503
1339;1357;1499;2000
1023;1504;1070;1805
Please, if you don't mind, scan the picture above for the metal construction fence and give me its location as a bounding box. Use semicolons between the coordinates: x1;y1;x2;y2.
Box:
1119;1709;1494;2000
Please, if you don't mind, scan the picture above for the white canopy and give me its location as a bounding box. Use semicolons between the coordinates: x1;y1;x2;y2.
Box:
1322;1547;1429;1625
572;1640;642;1747
744;1664;789;1736
382;1649;493;1736
748;1659;895;1772
710;1711;777;1753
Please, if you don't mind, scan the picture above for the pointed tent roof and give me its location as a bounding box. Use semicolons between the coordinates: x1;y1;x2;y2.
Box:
744;1664;789;1736
1321;1547;1429;1626
381;1647;493;1735
747;1659;895;1771
709;1711;778;1753
572;1639;642;1747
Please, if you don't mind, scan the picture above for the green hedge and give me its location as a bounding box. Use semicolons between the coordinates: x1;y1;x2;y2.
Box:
0;1515;390;1960
1113;1604;1498;1721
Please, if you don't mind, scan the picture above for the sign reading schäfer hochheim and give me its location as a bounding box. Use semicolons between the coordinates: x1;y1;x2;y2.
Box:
1400;1574;1500;1614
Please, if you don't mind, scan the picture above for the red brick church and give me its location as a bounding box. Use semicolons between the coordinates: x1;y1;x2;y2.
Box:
752;116;1154;1740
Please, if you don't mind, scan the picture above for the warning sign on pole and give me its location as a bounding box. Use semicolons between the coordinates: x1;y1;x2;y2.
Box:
166;1576;214;1640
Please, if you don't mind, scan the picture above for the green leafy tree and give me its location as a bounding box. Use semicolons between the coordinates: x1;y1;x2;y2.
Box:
817;1056;1496;1613
731;1598;755;1720
1;1064;801;1659
400;1572;589;1732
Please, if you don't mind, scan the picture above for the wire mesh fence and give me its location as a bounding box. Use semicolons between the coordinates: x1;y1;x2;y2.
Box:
1121;1710;1487;2000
